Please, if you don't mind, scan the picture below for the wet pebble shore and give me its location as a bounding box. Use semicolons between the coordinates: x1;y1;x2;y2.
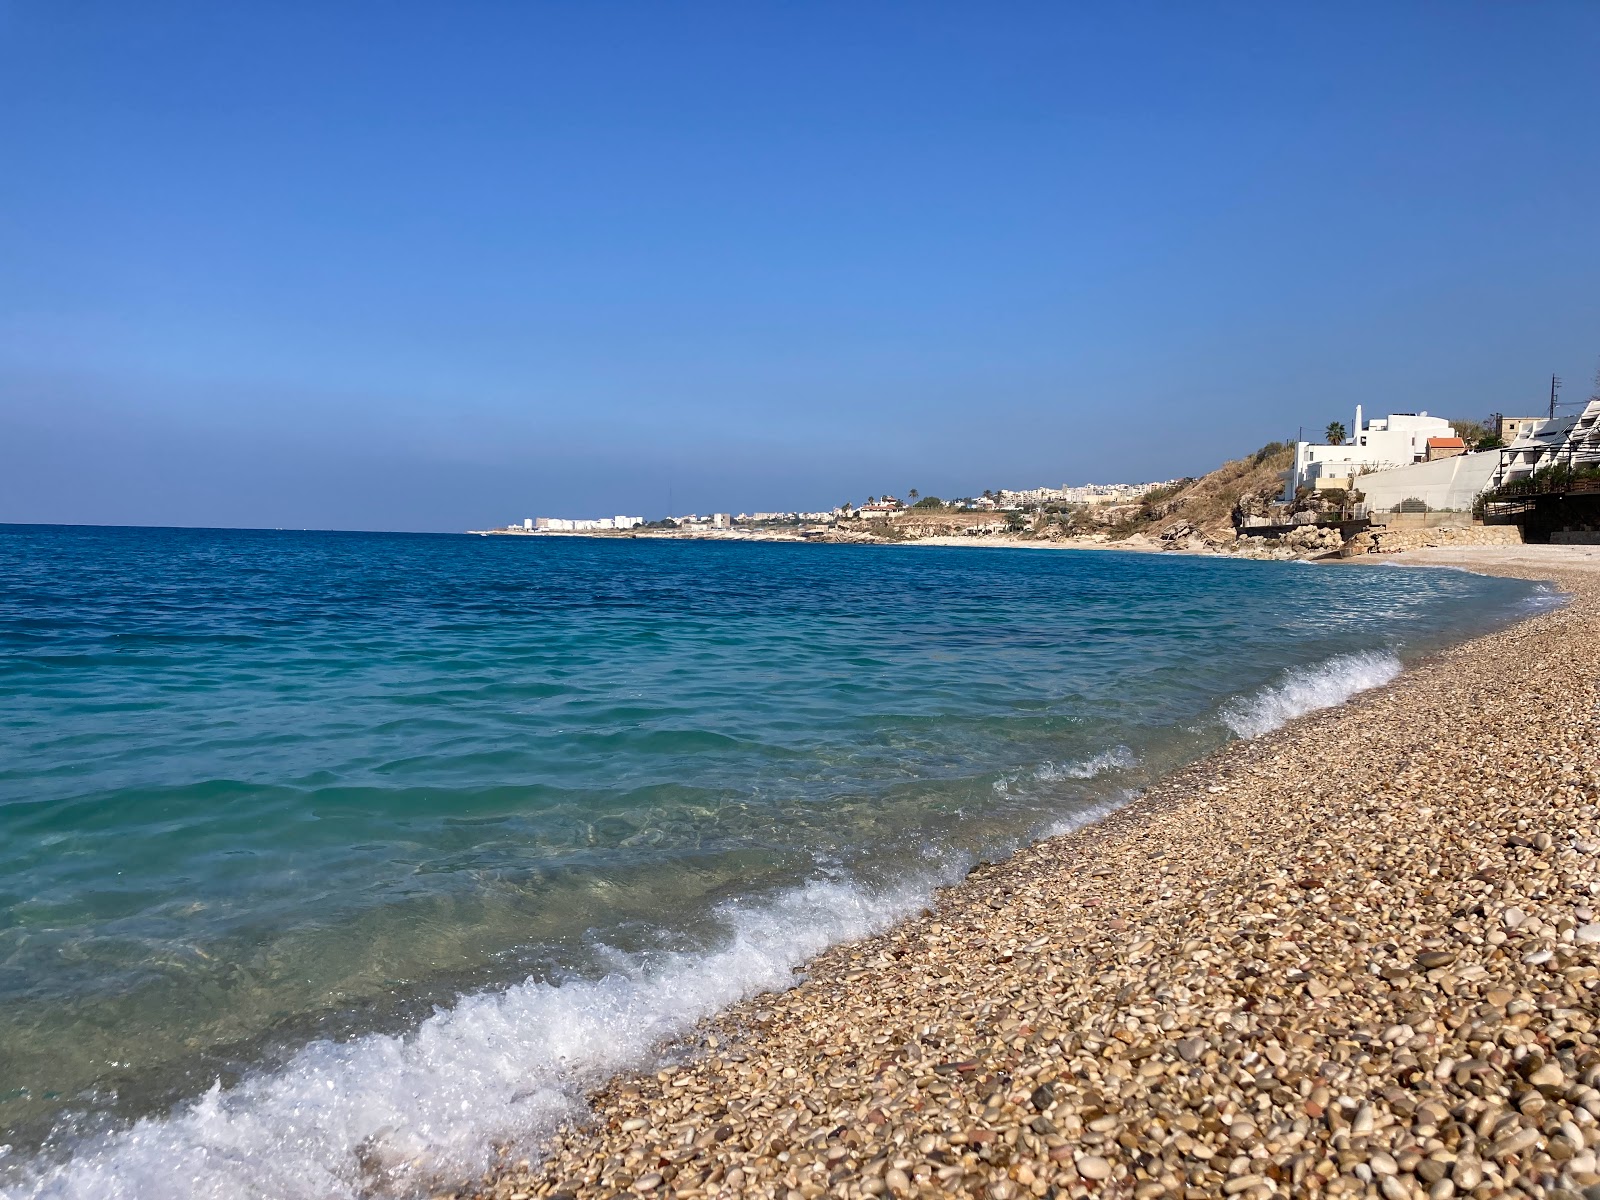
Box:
463;553;1600;1200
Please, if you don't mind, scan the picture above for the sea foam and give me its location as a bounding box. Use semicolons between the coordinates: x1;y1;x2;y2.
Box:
1033;745;1136;782
993;746;1135;796
0;877;942;1200
1220;651;1402;739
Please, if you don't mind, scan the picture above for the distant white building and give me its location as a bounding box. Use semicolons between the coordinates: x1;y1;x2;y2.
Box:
857;501;902;519
1286;407;1458;498
739;511;806;523
531;515;644;532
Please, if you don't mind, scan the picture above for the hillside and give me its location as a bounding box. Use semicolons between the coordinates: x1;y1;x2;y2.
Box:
1098;441;1294;541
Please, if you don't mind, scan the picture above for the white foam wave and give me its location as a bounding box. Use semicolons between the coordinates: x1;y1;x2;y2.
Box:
993;745;1135;796
1;877;944;1200
1220;651;1402;739
1042;796;1126;839
1033;745;1136;782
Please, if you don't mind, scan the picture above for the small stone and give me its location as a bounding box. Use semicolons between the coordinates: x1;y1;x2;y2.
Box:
1417;1160;1448;1184
1452;1159;1482;1188
1417;950;1456;969
1535;832;1554;851
884;1167;911;1195
1530;1062;1567;1088
1369;1151;1398;1176
1077;1156;1112;1181
1352;1104;1376;1135
633;1174;663;1193
1029;1083;1056;1111
1491;1126;1541;1158
1576;924;1600;945
1178;1037;1205;1062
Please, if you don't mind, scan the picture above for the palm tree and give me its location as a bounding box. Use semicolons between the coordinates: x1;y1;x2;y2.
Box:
908;488;919;503
1325;422;1347;445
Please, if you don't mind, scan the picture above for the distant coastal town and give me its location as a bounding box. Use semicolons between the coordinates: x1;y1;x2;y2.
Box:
471;395;1600;557
468;480;1179;540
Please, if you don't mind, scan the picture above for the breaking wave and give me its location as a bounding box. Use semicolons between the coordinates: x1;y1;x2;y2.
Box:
1220;651;1403;739
0;877;945;1200
1033;745;1137;781
993;745;1136;796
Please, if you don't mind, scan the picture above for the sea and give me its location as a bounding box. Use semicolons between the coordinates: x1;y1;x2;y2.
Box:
0;524;1552;1198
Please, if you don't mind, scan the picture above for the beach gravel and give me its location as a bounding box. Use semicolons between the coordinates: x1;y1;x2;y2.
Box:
462;547;1600;1200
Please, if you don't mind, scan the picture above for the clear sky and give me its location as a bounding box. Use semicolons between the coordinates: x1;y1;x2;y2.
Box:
2;2;1598;531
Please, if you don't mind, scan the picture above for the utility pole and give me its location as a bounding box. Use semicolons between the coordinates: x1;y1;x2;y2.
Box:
1550;374;1562;420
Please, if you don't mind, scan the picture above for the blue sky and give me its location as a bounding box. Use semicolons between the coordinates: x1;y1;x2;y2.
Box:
2;2;1598;531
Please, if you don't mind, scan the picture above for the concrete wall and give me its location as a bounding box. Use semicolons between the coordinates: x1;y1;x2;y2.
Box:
1367;511;1479;530
1355;451;1498;514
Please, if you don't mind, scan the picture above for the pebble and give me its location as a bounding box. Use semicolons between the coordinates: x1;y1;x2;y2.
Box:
1531;1062;1568;1087
1075;1156;1111;1181
463;551;1600;1200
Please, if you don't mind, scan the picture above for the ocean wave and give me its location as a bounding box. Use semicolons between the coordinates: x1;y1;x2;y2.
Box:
0;877;945;1200
1033;745;1136;781
1220;651;1402;739
992;745;1136;796
1519;583;1569;614
1042;796;1127;840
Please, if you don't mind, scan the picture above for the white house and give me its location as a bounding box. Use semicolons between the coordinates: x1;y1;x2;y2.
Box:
1286;407;1458;499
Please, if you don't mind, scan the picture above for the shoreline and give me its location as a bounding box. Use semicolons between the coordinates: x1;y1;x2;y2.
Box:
462;546;1600;1200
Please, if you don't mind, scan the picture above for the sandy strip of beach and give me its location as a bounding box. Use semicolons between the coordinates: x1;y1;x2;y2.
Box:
462;545;1600;1200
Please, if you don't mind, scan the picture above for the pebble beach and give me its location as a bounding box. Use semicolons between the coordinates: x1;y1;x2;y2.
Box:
463;545;1600;1200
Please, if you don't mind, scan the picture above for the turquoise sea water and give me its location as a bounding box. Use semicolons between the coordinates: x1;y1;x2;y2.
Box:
0;525;1548;1197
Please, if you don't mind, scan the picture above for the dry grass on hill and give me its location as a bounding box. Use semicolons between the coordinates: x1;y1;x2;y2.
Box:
1108;442;1294;540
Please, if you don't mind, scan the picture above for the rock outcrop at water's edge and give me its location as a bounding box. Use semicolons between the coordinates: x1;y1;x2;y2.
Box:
458;549;1600;1200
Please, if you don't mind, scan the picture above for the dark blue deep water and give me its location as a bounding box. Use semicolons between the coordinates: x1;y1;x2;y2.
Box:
0;525;1547;1197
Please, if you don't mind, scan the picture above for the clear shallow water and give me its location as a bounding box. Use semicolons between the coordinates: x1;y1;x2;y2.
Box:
0;525;1547;1196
